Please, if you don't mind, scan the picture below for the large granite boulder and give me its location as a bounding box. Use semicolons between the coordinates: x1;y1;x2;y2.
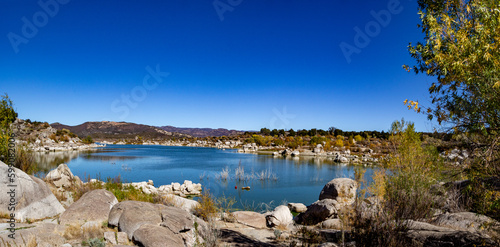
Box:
59;189;118;226
108;200;208;246
319;178;357;205
265;205;293;228
431;212;500;233
405;220;497;246
133;224;184;247
45;163;77;188
297;199;340;225
0;161;65;222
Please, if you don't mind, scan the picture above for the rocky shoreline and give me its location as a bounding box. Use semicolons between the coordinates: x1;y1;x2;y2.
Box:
1;161;498;246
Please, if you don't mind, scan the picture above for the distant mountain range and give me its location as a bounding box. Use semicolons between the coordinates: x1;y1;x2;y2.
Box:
157;126;245;137
51;121;247;139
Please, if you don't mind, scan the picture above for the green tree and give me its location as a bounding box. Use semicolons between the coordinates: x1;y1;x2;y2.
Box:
0;94;18;163
406;0;500;132
0;94;18;130
260;128;271;135
406;0;500;173
82;135;94;144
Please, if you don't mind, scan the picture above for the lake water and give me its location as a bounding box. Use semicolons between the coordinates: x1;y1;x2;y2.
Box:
36;145;375;210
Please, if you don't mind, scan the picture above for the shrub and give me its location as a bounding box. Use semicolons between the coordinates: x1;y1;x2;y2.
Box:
334;139;344;147
82;136;94;144
194;191;218;221
354;135;364;142
351;120;446;246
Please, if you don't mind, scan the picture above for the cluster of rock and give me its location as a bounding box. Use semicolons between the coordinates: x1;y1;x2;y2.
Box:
441;148;469;166
122;179;203;197
29;142;105;152
296;178;358;225
2;158;499;246
12;118;105;152
238;143;259;152
272;146;379;164
215;140;242;149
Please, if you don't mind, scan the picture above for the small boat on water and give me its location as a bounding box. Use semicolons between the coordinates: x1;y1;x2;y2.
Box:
241;186;250;190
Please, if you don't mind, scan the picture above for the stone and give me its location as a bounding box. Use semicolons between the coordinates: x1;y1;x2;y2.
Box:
232;211;267;229
431;212;500;233
297;199;340;225
104;231;117;245
288;202;307;213
291;150;300;156
0;161;65;222
319;178;357;206
0;223;66;247
266;205;293;228
59;189;118;226
117;231;129;244
110;201;163;239
164;194;200;212
159;206;209;246
129;181;158;194
405;220;497;246
108;201;207;246
133;224;184;247
45;163;74;188
321;219;343;229
172;182;181;191
158;184;172;193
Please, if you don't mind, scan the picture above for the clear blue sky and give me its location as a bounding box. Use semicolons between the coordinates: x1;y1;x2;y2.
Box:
0;0;437;132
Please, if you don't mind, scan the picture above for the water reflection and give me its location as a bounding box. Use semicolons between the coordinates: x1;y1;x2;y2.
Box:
33;150;93;176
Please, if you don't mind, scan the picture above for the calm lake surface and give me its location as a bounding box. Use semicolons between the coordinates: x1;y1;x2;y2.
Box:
36;145;376;209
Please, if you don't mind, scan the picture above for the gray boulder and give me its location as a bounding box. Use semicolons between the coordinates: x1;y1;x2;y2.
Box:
405;220;497;246
59;189;118;226
133;224;184;247
319;178;357;205
321;219;343;229
298;199;340;225
0;161;65;222
431;212;500;234
45;163;75;188
108;200;208;245
288;202;307;213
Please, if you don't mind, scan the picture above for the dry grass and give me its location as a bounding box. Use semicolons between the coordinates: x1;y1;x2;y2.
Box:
82;223;104;240
63;223;83;240
0;234;37;247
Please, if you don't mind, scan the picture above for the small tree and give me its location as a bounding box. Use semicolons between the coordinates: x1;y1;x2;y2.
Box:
82;136;94;144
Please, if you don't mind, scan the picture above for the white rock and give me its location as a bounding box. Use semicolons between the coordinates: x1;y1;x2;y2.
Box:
265;205;293;228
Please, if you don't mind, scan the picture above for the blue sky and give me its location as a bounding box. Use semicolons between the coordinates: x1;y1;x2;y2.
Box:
0;0;437;132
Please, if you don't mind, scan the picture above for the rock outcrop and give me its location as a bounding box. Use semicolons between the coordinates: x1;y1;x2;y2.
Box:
59;189;118;226
232;211;267;229
0;161;65;222
45;163;82;189
108;200;208;247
